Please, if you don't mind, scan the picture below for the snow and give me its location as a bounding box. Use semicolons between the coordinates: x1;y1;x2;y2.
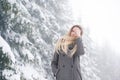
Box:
19;34;32;45
0;36;15;63
3;64;47;80
20;64;44;80
8;0;16;4
22;47;34;60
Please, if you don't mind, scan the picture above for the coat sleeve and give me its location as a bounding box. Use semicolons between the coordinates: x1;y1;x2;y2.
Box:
51;51;59;77
75;37;85;56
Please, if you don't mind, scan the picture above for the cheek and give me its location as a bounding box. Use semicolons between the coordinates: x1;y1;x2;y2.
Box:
71;32;75;35
79;30;81;34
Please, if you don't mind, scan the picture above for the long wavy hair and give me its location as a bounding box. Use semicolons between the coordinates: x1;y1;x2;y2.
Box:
54;25;83;57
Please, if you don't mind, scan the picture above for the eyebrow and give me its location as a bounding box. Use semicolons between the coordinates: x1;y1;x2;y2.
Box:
72;29;77;31
71;29;75;31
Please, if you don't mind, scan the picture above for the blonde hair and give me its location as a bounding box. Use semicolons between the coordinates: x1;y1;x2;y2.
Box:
54;25;83;58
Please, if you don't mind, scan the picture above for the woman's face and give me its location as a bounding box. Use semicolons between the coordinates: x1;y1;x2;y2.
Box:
70;27;81;37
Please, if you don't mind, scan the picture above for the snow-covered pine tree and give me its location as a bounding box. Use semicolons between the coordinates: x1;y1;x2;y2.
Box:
0;0;74;80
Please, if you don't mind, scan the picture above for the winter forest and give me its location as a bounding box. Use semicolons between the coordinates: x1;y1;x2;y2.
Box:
0;0;120;80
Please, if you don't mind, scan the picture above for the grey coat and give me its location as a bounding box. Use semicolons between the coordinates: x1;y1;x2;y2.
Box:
51;37;85;80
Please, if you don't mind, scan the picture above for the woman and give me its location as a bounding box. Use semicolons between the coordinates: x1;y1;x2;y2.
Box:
51;25;85;80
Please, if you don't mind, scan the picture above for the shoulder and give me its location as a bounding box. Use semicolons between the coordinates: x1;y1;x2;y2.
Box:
74;37;82;44
76;37;82;41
